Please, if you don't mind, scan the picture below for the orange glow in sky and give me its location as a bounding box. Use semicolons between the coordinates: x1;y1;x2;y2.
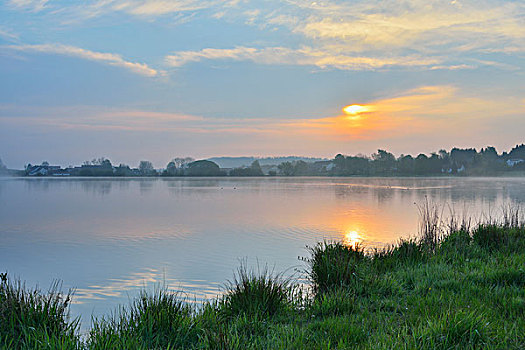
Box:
343;104;371;115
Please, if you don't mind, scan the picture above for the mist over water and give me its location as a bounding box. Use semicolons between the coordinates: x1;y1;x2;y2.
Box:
1;177;524;330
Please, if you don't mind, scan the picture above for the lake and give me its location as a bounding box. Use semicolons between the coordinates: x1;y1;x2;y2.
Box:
1;177;524;329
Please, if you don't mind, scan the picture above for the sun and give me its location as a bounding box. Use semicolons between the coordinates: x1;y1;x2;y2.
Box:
343;230;362;249
343;104;370;115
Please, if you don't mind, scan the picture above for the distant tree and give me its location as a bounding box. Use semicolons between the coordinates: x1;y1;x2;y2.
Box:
185;160;223;176
171;157;194;169
230;160;265;176
139;161;155;176
397;155;415;174
101;159;112;168
165;161;177;176
41;161;49;167
115;164;133;176
332;154;370;176
82;158;112;168
293;160;309;176
165;157;194;176
250;160;264;176
278;161;294;176
481;146;498;160
371;149;395;174
428;153;443;173
507;144;525;159
414;154;429;175
450;148;477;166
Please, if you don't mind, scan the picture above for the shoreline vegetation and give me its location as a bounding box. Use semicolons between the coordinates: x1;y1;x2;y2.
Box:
2;144;525;178
1;205;524;349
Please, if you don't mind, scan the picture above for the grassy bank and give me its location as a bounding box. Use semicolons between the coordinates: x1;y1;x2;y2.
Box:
2;213;524;349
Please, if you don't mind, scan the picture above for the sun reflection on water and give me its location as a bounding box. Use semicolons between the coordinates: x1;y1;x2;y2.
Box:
343;229;363;249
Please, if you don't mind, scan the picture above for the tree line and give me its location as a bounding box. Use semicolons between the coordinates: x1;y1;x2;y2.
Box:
4;144;525;177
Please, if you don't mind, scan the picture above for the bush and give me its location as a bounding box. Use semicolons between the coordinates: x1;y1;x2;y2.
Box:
373;239;428;272
220;263;292;319
306;242;366;295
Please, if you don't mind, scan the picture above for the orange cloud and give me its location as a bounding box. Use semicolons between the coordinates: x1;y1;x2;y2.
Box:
1;86;523;144
280;85;524;141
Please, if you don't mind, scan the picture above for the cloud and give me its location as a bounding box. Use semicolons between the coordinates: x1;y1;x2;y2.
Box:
3;85;523;139
199;0;522;71
161;0;524;72
165;46;441;70
35;0;215;21
282;85;525;141
1;85;524;162
110;0;212;16
2;43;161;77
8;0;48;12
6;0;522;73
280;0;525;51
0;28;19;42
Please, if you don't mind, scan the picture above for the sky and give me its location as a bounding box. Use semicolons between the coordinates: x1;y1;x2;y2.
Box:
0;0;524;168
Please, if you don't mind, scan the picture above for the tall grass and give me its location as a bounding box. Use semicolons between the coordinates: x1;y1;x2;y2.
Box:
0;273;79;349
306;241;366;295
416;197;444;251
220;262;293;319
88;288;196;349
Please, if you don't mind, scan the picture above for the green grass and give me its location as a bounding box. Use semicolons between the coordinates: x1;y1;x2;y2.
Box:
219;262;294;319
0;275;79;349
2;215;525;349
87;288;197;349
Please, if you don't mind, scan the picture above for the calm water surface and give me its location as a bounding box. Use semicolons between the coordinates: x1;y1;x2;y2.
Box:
1;177;524;329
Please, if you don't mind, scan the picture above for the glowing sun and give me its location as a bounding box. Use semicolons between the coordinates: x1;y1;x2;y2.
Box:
343;104;370;115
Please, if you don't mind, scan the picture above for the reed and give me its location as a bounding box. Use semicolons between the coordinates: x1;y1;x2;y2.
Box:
0;274;79;349
220;262;293;319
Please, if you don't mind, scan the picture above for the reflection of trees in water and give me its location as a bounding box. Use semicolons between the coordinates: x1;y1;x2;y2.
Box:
139;179;154;194
80;180;112;196
375;188;394;203
333;184;368;199
24;178;51;192
190;179;222;188
118;179;131;191
500;180;525;204
163;178;251;196
332;179;524;218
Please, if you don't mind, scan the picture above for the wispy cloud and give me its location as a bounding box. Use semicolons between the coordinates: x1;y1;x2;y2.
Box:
160;0;525;72
165;46;440;70
279;0;525;52
8;0;49;12
111;0;212;16
5;0;523;73
2;43;161;77
2;85;523;139
0;28;19;42
27;0;216;21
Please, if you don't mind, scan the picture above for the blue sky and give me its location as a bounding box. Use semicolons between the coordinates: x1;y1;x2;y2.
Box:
1;0;524;168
